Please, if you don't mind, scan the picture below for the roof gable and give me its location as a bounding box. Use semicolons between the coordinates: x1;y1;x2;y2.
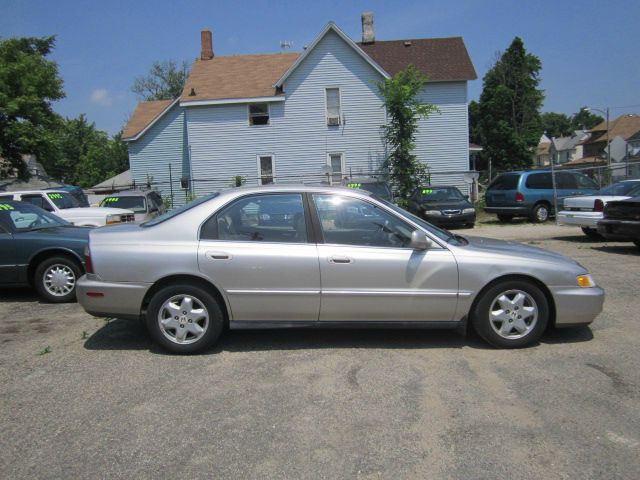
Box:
122;99;178;141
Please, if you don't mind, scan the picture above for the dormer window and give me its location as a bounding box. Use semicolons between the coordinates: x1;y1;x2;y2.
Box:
326;88;341;126
249;104;270;126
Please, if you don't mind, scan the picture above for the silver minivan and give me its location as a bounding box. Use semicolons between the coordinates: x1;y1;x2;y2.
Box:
99;190;165;222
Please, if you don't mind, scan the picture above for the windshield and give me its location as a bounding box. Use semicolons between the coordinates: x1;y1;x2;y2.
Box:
0;202;69;232
600;182;640;196
46;192;81;209
377;198;463;245
141;193;219;227
415;187;465;202
345;181;391;199
101;195;147;213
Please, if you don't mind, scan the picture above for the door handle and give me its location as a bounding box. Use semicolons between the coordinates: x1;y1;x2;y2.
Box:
206;251;231;260
329;256;352;264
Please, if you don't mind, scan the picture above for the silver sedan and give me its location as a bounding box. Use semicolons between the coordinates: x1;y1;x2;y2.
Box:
76;185;604;353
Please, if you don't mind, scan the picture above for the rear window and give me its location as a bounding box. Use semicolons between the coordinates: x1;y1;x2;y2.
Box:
141;193;219;227
488;174;519;190
525;173;553;190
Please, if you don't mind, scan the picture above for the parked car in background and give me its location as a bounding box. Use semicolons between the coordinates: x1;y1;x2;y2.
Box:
342;177;393;201
407;186;475;228
0;201;89;302
485;170;599;223
99;190;165;222
558;180;640;238
76;185;603;354
0;190;135;227
47;185;90;207
597;196;640;249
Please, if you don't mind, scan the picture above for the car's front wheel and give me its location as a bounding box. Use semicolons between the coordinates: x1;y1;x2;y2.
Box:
146;284;224;354
34;256;82;303
581;227;603;240
471;279;549;348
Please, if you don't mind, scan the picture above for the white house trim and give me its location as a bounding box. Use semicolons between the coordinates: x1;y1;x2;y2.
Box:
180;96;286;107
122;98;180;142
273;22;390;88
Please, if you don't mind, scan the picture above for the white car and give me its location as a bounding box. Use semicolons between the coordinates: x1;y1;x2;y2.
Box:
557;179;640;237
0;190;135;227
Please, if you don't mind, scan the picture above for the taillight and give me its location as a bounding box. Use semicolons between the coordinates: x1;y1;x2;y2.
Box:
515;192;525;202
593;199;604;212
84;245;93;274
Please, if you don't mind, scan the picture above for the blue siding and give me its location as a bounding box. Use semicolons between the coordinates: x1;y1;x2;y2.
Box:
128;103;190;206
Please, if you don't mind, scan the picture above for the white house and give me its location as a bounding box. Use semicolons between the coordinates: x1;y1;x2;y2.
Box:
123;13;477;205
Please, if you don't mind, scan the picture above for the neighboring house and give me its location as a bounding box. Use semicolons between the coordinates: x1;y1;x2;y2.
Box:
549;130;589;165
533;134;551;167
122;13;477;205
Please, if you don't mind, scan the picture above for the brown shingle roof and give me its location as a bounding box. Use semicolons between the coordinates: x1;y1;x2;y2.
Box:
358;37;477;81
181;52;299;103
583;114;640;144
122;99;174;140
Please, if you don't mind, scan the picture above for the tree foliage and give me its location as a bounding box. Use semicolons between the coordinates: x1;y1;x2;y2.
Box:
132;60;190;101
471;37;544;171
377;65;438;206
0;36;65;178
539;109;605;139
571;108;604;130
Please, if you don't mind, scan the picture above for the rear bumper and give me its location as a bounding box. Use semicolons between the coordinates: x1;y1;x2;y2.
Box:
557;211;601;227
550;285;604;326
76;275;150;319
597;219;640;241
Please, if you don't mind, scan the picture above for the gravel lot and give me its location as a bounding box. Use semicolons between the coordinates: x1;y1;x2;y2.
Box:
1;221;639;479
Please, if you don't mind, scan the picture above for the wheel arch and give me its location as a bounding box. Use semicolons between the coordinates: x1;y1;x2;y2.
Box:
468;273;557;329
27;248;84;286
141;274;230;327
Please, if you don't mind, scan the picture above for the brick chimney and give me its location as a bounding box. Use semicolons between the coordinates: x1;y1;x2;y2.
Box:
201;28;214;60
361;12;375;44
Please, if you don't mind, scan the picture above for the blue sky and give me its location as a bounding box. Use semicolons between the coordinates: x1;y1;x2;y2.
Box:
2;0;639;135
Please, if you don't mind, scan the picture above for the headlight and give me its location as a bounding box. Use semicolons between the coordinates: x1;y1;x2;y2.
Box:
425;210;442;216
462;207;476;214
576;274;596;288
105;214;120;225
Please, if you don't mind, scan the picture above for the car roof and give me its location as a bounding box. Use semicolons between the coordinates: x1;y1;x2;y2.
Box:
416;185;461;189
213;184;375;200
344;177;387;184
105;190;153;197
2;189;67;195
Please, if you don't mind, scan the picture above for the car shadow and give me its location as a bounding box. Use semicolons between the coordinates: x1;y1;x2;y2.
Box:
592;244;639;255
0;287;44;303
84;318;594;354
542;326;594;344
551;234;601;243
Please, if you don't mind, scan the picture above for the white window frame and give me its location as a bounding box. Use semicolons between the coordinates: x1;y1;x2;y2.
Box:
248;103;271;127
325;87;342;126
256;154;276;185
326;152;345;185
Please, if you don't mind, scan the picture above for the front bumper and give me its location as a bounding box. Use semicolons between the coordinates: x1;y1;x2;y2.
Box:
76;274;151;320
424;212;476;226
557;211;601;227
597;219;640;241
550;285;604;326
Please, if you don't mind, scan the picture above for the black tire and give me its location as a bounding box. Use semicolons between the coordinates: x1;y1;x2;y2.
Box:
581;227;604;240
497;214;513;223
530;203;550;223
634;240;640;250
33;256;82;303
146;284;224;354
471;279;549;348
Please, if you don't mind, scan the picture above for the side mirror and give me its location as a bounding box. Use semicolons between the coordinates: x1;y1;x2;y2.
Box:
410;230;432;250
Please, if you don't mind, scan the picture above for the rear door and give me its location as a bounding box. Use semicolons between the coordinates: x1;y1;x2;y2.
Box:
485;174;520;206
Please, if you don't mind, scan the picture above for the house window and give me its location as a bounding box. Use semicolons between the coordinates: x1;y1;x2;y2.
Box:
249;104;270;126
328;153;344;184
326;88;341;126
257;155;275;185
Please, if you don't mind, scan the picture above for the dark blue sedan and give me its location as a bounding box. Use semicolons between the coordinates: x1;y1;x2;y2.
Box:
0;201;90;302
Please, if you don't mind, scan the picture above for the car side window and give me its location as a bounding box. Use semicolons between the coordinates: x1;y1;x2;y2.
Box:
21;194;54;211
0;195;13;202
525;173;552;189
204;193;308;243
576;174;598;190
312;194;413;248
556;172;577;189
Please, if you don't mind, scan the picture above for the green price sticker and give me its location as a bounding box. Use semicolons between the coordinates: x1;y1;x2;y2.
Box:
347;183;362;189
103;197;119;203
421;189;433;194
47;193;63;199
0;203;15;210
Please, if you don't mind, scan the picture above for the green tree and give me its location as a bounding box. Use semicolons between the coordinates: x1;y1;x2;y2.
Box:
472;37;544;171
571;108;604;130
377;65;438;207
132;60;190;101
0;36;65;178
540;112;572;138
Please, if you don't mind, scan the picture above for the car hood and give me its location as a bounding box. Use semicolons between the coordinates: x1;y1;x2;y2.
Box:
455;235;579;266
61;207;133;217
24;225;91;241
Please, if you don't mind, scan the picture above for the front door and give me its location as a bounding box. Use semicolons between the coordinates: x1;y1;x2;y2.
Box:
197;193;320;322
311;193;459;322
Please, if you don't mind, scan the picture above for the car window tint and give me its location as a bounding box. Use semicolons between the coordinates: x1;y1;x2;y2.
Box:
488;174;519;190
101;195;146;213
575;174;598;190
312;194;412;248
214;194;307;243
556;172;577;189
525;173;552;189
0;195;14;202
21;194;53;211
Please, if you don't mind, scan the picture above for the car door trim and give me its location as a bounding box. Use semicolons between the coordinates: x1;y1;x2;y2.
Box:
322;289;458;297
226;289;321;295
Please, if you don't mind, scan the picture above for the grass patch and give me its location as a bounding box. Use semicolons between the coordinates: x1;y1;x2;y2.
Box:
37;346;51;356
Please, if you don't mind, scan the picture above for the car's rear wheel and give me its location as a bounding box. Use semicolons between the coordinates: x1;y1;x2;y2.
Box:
581;227;603;240
471;279;549;348
530;203;550;223
146;284;224;354
34;256;82;303
497;214;513;223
